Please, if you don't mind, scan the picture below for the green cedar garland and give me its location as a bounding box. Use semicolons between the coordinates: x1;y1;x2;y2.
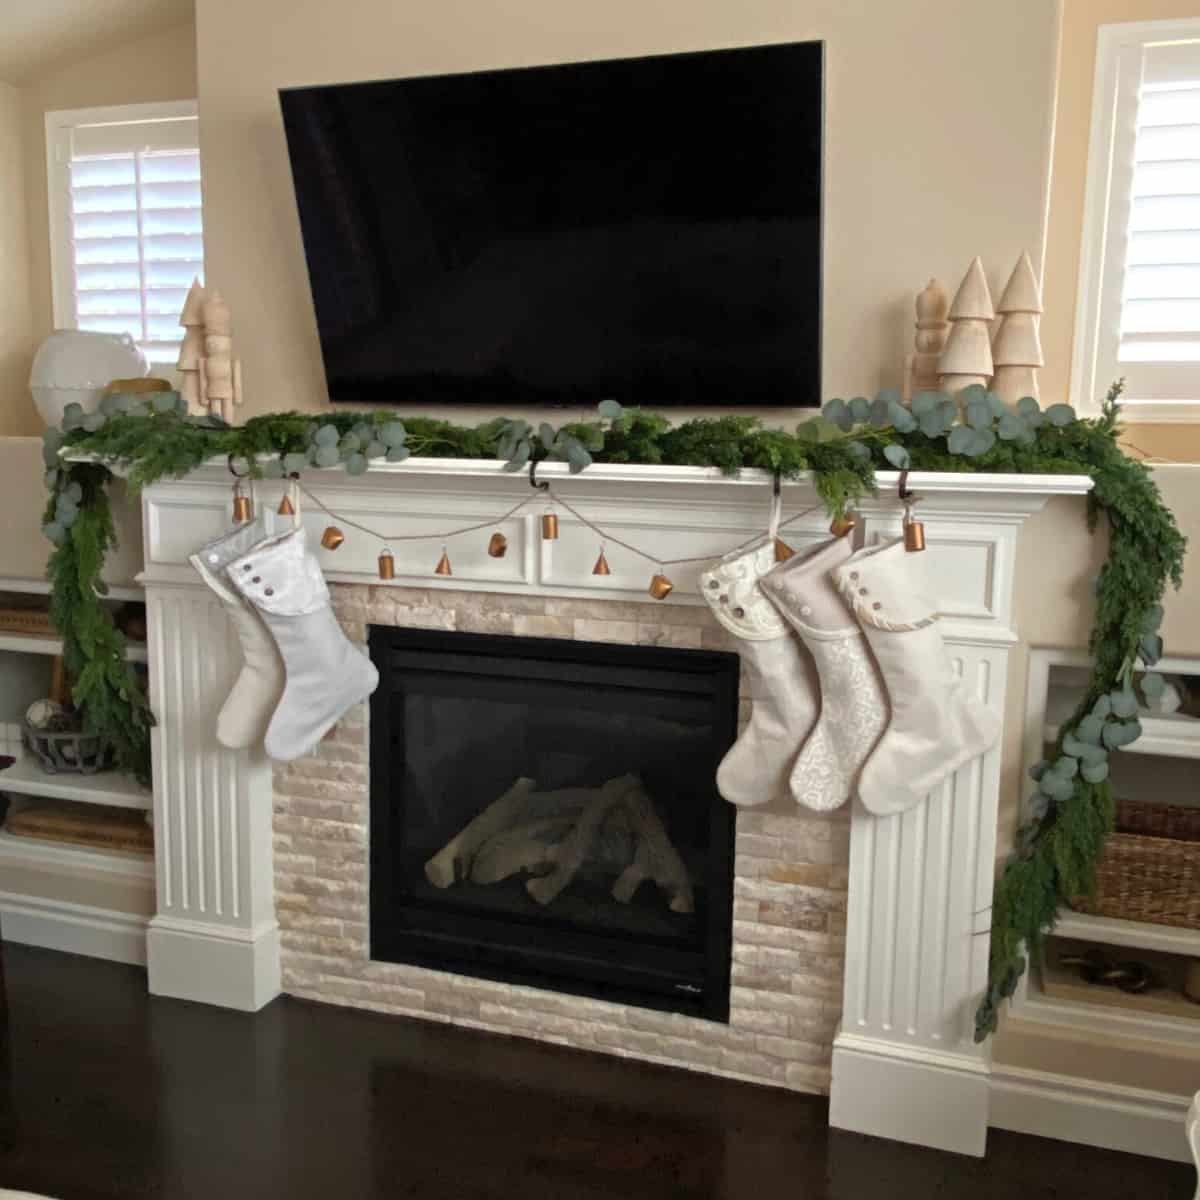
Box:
40;382;1184;1039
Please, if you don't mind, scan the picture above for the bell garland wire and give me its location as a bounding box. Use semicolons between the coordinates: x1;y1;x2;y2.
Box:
291;473;822;572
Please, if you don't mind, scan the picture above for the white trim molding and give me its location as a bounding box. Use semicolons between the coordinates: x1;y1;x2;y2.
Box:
991;1064;1194;1163
1070;18;1200;423
0;890;149;966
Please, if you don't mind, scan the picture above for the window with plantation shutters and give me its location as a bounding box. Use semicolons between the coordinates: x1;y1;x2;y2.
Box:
1073;20;1200;421
46;101;203;366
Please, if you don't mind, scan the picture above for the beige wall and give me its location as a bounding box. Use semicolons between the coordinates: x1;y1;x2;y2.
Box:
0;20;199;438
1042;0;1200;461
0;81;33;437
196;0;1061;424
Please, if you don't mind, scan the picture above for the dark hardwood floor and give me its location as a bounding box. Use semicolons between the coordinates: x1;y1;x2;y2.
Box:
0;944;1191;1199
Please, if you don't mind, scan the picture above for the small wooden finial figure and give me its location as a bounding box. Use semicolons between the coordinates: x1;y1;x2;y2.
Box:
197;288;244;422
906;278;950;398
176;278;207;414
991;251;1044;409
939;257;995;398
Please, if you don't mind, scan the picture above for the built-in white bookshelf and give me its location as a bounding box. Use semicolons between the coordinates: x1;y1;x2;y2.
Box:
0;579;153;966
1011;647;1200;1051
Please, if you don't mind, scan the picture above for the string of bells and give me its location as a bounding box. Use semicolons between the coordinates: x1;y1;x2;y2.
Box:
227;463;925;602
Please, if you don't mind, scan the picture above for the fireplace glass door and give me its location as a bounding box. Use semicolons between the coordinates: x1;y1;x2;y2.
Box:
369;627;738;1020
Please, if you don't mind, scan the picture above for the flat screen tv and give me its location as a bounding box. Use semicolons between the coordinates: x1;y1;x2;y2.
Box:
280;41;823;409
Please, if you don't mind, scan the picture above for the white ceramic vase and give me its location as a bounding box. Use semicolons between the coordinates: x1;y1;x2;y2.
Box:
29;330;148;428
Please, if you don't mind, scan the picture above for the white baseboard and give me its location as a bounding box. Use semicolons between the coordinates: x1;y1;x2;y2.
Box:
147;915;281;1012
0;890;148;965
830;1033;990;1156
990;1064;1193;1163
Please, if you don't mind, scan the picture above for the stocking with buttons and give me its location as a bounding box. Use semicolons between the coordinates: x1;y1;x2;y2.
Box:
190;518;286;750
227;526;378;761
830;538;999;815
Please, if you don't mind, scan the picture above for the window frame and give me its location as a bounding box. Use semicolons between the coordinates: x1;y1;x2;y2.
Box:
44;99;201;360
1071;17;1200;423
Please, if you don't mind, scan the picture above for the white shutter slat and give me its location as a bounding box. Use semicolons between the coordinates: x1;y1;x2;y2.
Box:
1123;263;1200;298
1135;123;1200;162
1130;160;1200;196
1139;89;1200;127
65;123;204;354
1129;194;1200;231
1125;229;1200;265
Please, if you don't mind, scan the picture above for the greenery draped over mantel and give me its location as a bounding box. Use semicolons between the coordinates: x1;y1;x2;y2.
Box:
39;383;1184;1040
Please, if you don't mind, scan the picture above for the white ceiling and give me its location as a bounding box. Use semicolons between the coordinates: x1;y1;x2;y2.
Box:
0;0;193;85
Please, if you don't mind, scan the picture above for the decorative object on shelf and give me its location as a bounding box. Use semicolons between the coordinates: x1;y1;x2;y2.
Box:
905;278;950;399
23;718;113;774
992;251;1045;409
0;593;55;637
226;527;379;761
1058;947;1154;993
177;278;207;414
699;531;818;808
379;548;396;580
106;376;173;396
487;532;508;558
28;329;148;428
114;602;147;645
198;289;244;423
1185;960;1200;1004
939;257;995;395
1071;830;1200;931
25;699;67;731
5;798;153;854
189;518;286;750
37;385;1187;1041
320;526;345;551
1115;797;1200;842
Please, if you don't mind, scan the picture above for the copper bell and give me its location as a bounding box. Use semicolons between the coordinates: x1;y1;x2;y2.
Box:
541;510;559;540
321;526;345;551
774;538;795;563
592;548;611;576
277;493;295;516
487;532;508;558
232;482;251;523
830;513;856;538
378;549;396;580
434;548;453;576
902;500;926;552
648;572;674;601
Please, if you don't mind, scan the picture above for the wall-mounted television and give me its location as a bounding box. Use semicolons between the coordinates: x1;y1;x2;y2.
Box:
280;41;823;409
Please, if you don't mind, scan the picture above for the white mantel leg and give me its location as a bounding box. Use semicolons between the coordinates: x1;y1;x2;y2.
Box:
144;582;281;1011
828;500;1038;1157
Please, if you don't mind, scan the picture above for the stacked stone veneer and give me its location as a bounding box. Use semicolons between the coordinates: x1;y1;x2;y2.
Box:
273;584;849;1093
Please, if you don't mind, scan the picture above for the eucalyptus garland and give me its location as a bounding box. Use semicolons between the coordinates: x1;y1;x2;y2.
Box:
40;382;1184;1039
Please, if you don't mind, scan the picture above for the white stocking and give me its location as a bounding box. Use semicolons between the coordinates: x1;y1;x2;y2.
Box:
227;527;378;762
831;538;999;815
189;519;286;750
700;536;819;807
760;537;888;812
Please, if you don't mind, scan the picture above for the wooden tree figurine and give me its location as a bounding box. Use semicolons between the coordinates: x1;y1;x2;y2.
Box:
905;278;950;399
938;257;994;397
176;278;206;414
991;251;1044;409
198;289;244;422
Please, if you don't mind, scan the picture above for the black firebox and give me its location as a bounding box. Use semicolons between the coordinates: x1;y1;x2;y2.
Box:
368;627;738;1021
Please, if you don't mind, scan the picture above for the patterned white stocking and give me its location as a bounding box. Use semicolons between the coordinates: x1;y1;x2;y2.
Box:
760;537;888;812
700;536;819;807
831;538;1000;815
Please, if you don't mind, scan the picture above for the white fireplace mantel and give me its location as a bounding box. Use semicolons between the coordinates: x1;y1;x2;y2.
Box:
137;459;1092;1158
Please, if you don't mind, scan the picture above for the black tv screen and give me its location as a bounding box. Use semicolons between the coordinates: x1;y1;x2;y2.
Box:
280;41;823;408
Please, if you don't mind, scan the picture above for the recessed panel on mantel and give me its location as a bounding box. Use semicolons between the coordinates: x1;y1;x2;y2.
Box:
867;527;998;623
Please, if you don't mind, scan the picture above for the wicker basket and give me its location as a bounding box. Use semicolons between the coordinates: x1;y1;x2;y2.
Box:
1072;831;1200;931
21;723;113;775
1115;797;1200;842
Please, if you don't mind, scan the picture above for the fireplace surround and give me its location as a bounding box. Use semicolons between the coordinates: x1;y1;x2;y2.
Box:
138;457;1093;1156
368;626;738;1019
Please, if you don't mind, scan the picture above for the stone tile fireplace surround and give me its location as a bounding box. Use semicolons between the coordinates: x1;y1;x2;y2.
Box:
138;459;1091;1157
